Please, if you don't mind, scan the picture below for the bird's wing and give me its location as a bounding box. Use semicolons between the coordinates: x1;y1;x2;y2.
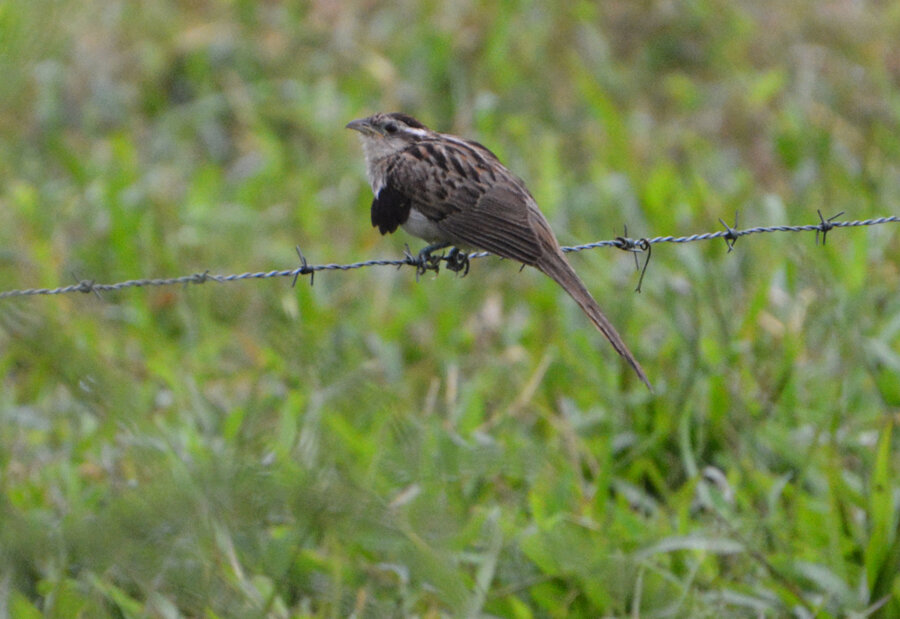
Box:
436;184;548;265
384;138;553;265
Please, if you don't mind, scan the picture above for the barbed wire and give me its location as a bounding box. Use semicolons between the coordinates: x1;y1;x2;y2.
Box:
1;211;898;301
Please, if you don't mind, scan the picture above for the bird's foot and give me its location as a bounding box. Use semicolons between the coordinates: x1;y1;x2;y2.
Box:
445;247;470;276
405;242;449;279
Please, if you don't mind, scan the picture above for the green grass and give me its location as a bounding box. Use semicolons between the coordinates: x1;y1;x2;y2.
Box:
1;1;900;616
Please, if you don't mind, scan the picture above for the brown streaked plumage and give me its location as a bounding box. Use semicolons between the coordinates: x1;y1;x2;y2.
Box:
346;112;651;390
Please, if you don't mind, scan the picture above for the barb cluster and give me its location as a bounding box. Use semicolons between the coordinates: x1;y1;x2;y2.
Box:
1;212;897;301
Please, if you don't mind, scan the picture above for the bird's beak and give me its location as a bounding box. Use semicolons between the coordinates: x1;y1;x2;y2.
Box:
345;118;374;135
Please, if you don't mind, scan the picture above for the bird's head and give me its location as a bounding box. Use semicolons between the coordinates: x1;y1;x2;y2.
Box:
346;112;431;160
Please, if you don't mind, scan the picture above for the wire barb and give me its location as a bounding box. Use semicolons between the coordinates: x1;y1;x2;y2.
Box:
401;243;427;281
0;214;897;301
718;213;740;252
292;246;314;287
815;209;844;246
189;271;210;287
611;226;654;293
76;279;100;298
633;239;652;293
70;270;103;300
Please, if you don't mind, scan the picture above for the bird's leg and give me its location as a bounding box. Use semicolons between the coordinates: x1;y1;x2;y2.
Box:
445;247;470;277
414;241;450;276
418;241;450;262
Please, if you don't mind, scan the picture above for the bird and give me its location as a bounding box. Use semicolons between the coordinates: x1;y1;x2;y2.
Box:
346;112;651;390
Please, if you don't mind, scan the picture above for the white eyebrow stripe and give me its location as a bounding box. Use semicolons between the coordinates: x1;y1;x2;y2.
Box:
402;127;430;138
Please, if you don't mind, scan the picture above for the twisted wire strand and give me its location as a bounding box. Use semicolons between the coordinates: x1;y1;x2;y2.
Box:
1;213;897;300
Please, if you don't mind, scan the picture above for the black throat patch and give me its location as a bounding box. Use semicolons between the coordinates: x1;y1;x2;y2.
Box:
371;183;411;234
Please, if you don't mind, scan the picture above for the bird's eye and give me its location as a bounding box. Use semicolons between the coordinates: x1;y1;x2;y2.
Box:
385;122;398;134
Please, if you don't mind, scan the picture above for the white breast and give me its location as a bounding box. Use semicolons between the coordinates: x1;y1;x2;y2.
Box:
401;208;445;243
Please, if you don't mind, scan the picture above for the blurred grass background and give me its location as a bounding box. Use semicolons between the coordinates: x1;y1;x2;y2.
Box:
1;0;899;616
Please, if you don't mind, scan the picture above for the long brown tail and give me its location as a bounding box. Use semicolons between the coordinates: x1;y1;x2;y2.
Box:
536;250;652;391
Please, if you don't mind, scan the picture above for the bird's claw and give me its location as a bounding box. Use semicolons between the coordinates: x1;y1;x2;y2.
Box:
404;243;467;279
404;244;443;279
445;247;470;276
417;247;444;276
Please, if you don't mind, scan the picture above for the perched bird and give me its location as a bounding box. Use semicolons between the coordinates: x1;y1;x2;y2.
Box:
347;112;651;390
